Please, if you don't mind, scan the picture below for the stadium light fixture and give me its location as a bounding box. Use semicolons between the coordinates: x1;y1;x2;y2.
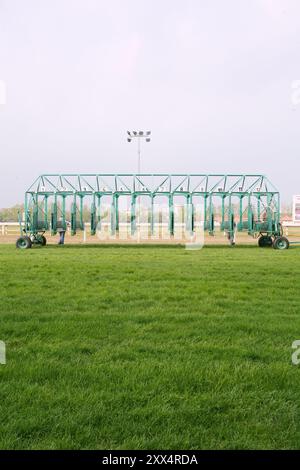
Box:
126;130;152;175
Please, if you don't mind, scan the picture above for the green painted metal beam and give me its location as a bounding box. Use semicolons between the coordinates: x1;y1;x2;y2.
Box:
22;173;282;241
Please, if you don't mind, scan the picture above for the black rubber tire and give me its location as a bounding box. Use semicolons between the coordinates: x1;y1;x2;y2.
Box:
273;236;290;250
258;235;273;247
24;236;32;246
40;235;47;246
16;236;32;249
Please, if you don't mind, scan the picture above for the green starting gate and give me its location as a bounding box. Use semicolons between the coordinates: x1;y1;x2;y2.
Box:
16;173;289;249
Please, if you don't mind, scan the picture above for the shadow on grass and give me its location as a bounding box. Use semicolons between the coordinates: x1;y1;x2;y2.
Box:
39;243;268;250
44;243;185;249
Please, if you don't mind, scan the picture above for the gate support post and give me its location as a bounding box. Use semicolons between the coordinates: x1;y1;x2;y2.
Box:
131;195;136;236
169;194;174;236
150;194;155;236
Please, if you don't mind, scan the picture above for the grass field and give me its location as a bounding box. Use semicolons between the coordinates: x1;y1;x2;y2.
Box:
1;243;300;449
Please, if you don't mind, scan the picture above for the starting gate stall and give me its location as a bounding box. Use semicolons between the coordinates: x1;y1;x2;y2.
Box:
16;173;289;249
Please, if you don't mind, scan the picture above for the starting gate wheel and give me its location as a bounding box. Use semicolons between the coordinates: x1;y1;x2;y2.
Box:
16;236;32;249
258;235;273;247
273;236;290;250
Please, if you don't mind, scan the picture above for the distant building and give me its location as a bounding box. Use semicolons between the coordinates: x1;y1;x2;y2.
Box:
293;195;300;224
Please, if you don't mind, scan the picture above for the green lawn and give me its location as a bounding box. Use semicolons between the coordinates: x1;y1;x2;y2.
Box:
1;243;300;449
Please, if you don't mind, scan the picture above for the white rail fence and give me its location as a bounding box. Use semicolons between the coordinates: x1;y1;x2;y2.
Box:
0;222;21;235
1;221;300;238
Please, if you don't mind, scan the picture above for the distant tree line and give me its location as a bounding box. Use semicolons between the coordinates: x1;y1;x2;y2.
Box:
0;204;24;222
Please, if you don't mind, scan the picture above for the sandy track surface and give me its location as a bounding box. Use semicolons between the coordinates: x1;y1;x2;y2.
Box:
3;227;299;246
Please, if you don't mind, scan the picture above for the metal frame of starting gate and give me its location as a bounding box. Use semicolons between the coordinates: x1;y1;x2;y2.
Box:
17;173;287;248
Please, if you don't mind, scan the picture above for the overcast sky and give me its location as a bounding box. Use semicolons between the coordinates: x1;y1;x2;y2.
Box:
0;0;300;206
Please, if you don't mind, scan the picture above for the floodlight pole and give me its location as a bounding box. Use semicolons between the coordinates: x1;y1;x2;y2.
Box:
127;131;151;233
127;131;151;175
137;136;141;175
